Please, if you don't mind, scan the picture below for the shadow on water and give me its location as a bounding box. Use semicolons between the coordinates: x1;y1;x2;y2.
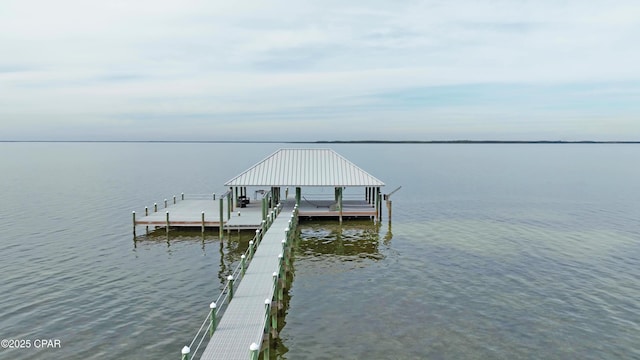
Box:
273;219;390;359
296;219;385;260
132;227;256;287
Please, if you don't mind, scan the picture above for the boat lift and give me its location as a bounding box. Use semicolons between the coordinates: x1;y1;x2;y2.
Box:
384;186;402;221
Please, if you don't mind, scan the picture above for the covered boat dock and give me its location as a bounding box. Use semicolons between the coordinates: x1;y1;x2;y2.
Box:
224;148;385;222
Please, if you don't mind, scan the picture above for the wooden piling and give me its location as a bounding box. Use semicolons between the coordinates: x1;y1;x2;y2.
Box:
227;275;234;300
249;343;260;360
263;298;271;358
338;187;343;223
271;272;279;338
209;302;217;336
219;198;224;237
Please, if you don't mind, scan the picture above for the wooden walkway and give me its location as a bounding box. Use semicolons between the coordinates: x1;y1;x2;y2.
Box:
134;197;266;231
199;202;296;360
134;197;378;235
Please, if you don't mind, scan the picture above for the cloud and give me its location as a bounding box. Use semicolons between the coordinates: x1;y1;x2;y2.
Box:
1;0;639;140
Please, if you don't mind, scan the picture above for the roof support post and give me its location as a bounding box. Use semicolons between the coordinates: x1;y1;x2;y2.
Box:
262;196;267;221
375;187;381;221
378;187;382;219
295;187;301;206
219;197;224;237
338;187;343;223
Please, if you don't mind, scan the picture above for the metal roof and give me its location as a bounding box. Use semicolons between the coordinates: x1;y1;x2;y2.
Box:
225;148;385;187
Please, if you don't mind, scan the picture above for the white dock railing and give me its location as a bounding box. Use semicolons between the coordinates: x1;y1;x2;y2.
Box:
183;203;284;359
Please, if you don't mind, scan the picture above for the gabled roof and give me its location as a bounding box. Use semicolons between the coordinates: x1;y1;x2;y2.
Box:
225;148;385;187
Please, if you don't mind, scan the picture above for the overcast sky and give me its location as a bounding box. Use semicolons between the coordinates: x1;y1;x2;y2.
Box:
1;0;639;141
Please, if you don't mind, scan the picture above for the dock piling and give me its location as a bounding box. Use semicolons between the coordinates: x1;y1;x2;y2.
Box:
219;198;224;238
278;253;284;279
209;302;217;336
164;199;168;208
241;254;246;276
227;275;234;300
201;211;205;233
181;346;190;360
249;240;255;259
145;206;148;216
132;211;136;236
271;305;278;338
166;211;170;234
264;297;270;332
250;343;260;360
154;203;157;212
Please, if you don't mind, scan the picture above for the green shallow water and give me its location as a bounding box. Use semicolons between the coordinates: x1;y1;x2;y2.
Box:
0;143;639;359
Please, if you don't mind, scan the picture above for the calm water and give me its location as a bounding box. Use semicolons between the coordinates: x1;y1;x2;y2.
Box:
1;143;639;359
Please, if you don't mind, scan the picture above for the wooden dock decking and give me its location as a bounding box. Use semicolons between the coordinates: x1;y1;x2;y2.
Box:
199;202;297;360
133;197;379;235
133;196;268;231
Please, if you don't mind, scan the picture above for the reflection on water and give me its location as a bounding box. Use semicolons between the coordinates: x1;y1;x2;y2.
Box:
134;228;255;287
275;219;391;359
297;220;385;261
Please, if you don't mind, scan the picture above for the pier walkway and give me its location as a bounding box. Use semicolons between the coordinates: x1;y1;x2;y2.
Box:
137;149;389;359
199;202;296;360
133;193;273;236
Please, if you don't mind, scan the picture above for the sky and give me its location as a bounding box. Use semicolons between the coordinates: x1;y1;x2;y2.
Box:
1;0;639;141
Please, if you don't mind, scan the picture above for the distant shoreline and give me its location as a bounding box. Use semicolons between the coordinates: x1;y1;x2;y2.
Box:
310;140;640;144
1;140;639;144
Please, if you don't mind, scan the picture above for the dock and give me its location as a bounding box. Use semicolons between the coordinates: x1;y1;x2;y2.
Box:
199;202;297;359
132;149;392;359
132;191;279;237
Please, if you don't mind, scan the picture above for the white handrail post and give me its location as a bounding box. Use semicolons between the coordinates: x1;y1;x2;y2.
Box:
181;346;190;360
209;302;217;336
249;343;260;360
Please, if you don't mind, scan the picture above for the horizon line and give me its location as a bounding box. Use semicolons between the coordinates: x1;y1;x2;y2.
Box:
1;140;639;144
